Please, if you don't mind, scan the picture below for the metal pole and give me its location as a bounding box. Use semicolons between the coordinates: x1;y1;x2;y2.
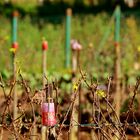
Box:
65;8;72;68
115;6;120;44
12;11;18;43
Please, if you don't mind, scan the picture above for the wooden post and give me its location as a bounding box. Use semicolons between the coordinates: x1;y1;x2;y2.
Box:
42;40;48;87
70;50;78;140
41;39;48;140
65;8;72;68
77;50;81;140
0;128;3;140
78;84;81;140
12;10;18;121
72;50;77;74
70;43;81;140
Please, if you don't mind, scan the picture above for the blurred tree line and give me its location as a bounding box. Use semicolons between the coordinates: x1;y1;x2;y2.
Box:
0;0;140;17
1;0;139;7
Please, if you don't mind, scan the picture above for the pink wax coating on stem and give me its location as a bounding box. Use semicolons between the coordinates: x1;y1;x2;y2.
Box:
42;103;56;126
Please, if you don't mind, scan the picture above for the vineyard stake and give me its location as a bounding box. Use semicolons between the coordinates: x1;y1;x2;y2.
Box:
77;48;81;140
70;50;78;140
12;10;18;121
41;39;48;140
78;84;81;140
114;5;121;140
70;41;82;140
42;39;48;87
114;5;121;120
65;8;72;68
0;128;3;140
72;50;77;74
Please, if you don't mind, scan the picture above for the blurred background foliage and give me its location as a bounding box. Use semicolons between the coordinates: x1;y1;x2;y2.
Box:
0;0;140;87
